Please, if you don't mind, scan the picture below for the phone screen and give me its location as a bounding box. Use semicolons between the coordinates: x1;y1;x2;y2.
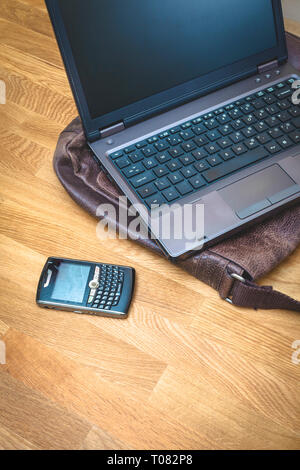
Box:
51;262;91;303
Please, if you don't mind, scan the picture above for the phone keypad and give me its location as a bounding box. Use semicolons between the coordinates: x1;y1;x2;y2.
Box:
88;265;125;310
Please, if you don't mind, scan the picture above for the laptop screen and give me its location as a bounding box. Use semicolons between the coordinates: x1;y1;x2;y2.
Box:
57;0;277;120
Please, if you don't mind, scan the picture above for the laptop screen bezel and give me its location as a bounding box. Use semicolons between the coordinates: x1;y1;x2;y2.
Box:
46;0;287;141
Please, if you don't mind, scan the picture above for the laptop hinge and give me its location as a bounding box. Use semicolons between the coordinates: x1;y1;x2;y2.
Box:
257;59;279;74
100;121;125;139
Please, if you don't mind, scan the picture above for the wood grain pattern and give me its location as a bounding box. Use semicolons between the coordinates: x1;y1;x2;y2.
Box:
0;0;299;450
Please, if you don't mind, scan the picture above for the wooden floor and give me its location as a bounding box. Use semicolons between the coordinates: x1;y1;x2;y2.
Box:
0;0;299;450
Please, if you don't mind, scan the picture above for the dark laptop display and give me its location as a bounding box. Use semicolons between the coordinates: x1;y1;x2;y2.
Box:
49;0;287;139
57;0;277;119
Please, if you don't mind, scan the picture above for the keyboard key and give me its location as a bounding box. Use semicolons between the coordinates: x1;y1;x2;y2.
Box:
147;136;158;144
162;188;180;202
135;141;147;149
230;132;244;144
110;151;123;159
169;147;184;158
217;137;232;149
278;99;291;110
181;121;192;129
129;152;143;163
138;184;156;199
146;194;166;207
268;127;283;139
182;141;196;152
154;166;168;177
264;95;276;105
289;106;300;118
192;117;203;125
231;119;245;130
202;147;269;183
292;117;300;128
254;109;268;120
256;133;271;145
203;113;214;120
167;160;182;171
194;160;210;172
286;78;296;85
143;158;158;170
204;118;218;130
241;126;256;138
219;149;235;161
207;130;221;141
277;136;293;149
206;155;222;166
159;131;170;139
192;149;208;160
180;154;195;166
253;99;265;110
115;156;131;169
280;122;294;133
219;124;233;135
176;180;193;196
179;130;194;140
240;104;254;114
242;114;257;125
167;136;183;146
181;165;197;178
190;175;206;189
194;136;208;147
154;141;169;151
192;124;206;135
232;143;247;155
155;177;170;191
228;108;243;118
156;153;171;164
142;146;157;157
216;113;231;124
254;121;268;132
265;104;280;115
265;141;282;154
205;143;220;154
266;116;280;127
131;172;155;188
245;138;259;149
275;88;292;100
168;172;184;185
289;130;300;144
276;111;290;122
123;163;144;178
124;145;136;154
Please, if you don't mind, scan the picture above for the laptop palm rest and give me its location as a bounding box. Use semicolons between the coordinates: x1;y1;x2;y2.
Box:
219;165;299;220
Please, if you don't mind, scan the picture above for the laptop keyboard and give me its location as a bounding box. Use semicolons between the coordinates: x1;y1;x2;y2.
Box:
109;78;300;208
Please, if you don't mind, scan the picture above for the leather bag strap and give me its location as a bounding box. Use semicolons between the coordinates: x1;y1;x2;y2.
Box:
224;272;300;312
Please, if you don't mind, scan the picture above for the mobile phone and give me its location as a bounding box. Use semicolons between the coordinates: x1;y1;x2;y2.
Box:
36;257;135;318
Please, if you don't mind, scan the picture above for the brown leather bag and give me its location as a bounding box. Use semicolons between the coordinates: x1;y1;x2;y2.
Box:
53;32;300;313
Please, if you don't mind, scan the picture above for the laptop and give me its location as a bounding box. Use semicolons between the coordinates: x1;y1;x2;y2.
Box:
46;0;300;259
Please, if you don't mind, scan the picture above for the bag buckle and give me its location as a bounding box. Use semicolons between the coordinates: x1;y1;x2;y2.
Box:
225;272;246;304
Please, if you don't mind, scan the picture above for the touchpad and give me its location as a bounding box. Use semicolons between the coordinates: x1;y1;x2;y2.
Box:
219;165;295;218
